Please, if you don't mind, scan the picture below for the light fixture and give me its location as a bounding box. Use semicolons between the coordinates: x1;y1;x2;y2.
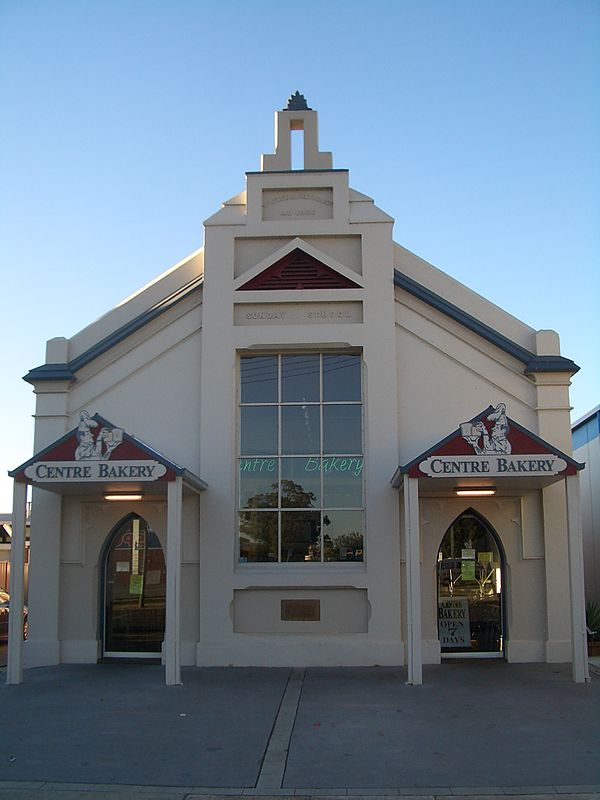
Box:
104;492;144;501
454;487;496;497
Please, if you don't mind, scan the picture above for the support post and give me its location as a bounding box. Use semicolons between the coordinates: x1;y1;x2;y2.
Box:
165;477;183;686
404;475;422;685
565;473;590;683
6;481;27;685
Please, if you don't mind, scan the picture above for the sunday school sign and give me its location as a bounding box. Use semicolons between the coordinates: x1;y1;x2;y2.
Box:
11;411;177;484
406;403;579;480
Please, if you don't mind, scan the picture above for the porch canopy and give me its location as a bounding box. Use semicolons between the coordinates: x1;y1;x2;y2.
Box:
390;404;587;686
7;412;207;687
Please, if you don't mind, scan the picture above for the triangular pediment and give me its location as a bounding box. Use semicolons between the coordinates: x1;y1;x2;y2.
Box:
392;404;582;484
9;412;201;487
235;239;363;292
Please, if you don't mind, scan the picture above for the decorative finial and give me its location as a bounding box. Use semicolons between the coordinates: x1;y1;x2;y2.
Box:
285;91;311;111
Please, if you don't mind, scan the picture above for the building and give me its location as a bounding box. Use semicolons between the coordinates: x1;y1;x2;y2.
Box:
0;510;30;598
7;94;589;685
572;406;600;604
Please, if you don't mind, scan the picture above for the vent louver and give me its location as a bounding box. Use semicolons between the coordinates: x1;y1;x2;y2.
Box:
237;248;360;291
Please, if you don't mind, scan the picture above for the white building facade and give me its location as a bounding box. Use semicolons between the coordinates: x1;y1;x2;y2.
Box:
8;95;589;685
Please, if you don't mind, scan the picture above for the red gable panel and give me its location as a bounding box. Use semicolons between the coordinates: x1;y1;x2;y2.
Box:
11;413;178;483
405;405;580;478
237;248;361;291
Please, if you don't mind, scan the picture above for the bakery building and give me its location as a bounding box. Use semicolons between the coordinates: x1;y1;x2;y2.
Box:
7;94;589;685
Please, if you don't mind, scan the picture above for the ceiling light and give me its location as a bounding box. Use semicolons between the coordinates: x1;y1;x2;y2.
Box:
454;487;496;497
104;493;144;501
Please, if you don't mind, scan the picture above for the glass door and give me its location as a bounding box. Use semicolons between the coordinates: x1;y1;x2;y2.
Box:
103;516;166;657
437;511;504;657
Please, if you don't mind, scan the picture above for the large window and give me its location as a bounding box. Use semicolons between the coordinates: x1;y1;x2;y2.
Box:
238;353;364;563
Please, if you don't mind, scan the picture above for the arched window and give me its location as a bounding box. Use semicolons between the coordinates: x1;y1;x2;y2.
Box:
102;514;166;657
437;510;505;656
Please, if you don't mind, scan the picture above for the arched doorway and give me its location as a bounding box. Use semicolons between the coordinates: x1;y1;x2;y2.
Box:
437;510;505;657
101;514;166;657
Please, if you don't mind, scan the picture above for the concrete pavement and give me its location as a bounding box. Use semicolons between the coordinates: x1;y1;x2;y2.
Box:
0;661;598;800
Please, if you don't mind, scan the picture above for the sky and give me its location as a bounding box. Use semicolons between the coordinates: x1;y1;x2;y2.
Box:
0;0;598;511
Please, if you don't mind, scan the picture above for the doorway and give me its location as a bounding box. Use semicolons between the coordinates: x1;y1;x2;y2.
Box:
437;510;505;657
102;514;166;657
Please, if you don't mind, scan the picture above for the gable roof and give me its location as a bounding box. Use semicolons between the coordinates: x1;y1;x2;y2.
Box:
24;275;203;385
391;405;583;487
9;412;207;493
22;258;577;386
394;271;579;375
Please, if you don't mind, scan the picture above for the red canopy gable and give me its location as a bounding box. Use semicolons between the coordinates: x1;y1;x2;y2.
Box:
401;405;581;480
10;412;180;484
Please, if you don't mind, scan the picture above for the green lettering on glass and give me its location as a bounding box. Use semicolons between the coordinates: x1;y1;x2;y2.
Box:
239;459;276;472
239;458;363;477
303;457;363;477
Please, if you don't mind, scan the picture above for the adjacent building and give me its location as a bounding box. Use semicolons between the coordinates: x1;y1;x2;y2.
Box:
573;406;600;604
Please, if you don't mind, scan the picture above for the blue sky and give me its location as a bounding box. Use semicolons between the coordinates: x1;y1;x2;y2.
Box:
1;0;598;510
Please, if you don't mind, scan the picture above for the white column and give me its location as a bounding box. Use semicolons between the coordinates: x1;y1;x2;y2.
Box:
6;481;27;685
165;477;183;686
404;475;422;685
565;474;590;683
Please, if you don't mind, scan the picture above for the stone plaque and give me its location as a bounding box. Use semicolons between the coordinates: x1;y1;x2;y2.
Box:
234;302;362;325
262;188;333;221
281;599;321;622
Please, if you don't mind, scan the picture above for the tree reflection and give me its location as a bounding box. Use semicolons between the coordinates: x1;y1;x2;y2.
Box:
243;479;317;509
239;480;363;563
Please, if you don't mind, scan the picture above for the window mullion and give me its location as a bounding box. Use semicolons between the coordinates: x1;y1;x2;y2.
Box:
319;354;324;562
278;355;282;562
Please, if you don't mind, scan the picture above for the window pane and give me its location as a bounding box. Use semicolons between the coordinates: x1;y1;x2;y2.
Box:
281;355;320;403
239;459;278;508
281;458;321;507
323;511;364;562
281;405;320;454
323;354;361;401
281;511;321;562
241;356;278;404
239;511;278;562
241;406;277;456
323;459;363;507
323;405;362;454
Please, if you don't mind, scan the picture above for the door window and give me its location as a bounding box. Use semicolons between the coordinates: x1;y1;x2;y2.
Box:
437;512;503;655
103;516;165;655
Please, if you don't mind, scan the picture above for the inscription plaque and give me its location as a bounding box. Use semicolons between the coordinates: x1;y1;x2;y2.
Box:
234;302;362;325
262;188;334;221
281;599;321;622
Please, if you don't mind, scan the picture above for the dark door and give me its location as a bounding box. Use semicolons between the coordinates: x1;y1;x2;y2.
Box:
437;511;504;656
103;515;166;656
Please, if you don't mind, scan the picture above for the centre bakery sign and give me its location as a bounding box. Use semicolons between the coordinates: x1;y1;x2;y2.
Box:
12;411;177;485
419;454;567;477
404;403;579;480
